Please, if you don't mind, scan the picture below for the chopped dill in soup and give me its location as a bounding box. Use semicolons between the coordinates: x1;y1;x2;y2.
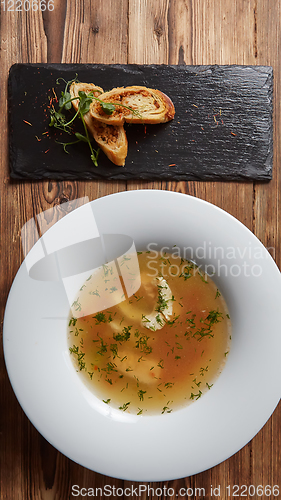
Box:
67;251;231;415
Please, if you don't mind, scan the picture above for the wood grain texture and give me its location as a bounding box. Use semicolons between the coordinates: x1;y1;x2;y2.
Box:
252;0;281;267
0;0;280;499
42;0;67;62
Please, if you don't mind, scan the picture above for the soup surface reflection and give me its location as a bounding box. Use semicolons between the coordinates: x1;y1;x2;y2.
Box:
68;251;231;415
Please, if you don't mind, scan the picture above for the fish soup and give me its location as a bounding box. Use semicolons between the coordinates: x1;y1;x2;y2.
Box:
68;251;231;415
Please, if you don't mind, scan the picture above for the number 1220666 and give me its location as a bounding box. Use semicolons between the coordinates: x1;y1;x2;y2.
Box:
1;0;54;11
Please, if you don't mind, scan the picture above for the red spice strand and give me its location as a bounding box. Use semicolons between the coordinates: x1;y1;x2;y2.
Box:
52;88;58;102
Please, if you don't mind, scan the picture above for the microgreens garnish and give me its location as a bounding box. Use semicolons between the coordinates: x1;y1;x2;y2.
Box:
49;76;100;165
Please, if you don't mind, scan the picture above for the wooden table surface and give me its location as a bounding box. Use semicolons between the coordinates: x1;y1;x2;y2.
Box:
0;1;280;499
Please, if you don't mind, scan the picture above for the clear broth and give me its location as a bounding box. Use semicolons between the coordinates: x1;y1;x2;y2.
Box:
67;251;231;415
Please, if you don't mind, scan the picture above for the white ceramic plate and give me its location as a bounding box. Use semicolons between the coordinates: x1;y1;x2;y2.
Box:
3;190;281;481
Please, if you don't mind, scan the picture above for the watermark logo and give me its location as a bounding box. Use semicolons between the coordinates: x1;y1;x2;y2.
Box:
145;241;274;279
21;197;140;318
1;1;54;12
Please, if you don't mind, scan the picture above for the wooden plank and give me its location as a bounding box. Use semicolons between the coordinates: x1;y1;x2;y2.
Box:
42;0;67;63
128;0;169;65
251;1;281;489
62;0;128;65
252;0;281;267
0;9;48;500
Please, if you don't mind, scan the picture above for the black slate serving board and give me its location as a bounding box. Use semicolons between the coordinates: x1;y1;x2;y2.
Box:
8;63;273;181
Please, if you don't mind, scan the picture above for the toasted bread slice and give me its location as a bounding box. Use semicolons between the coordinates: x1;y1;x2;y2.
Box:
69;82;128;166
89;85;175;126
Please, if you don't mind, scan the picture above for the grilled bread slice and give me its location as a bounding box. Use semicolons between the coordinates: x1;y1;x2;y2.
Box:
89;85;175;126
69;82;128;166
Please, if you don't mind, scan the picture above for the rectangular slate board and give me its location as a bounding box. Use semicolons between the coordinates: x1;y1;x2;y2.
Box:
8;63;273;181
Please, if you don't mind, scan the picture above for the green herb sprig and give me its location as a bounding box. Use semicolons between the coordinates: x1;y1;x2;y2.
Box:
49;76;100;166
94;96;143;120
